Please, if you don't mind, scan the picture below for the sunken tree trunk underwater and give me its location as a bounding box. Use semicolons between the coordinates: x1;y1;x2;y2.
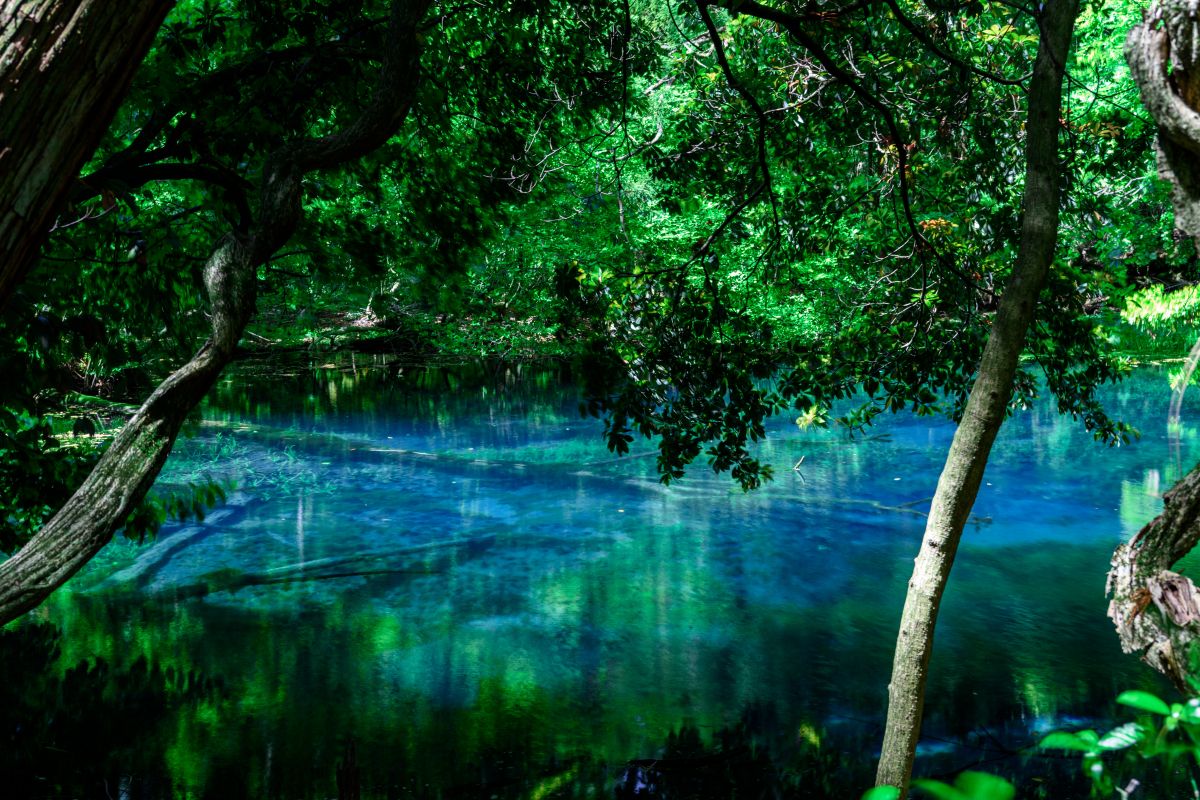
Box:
0;0;176;309
874;0;1080;793
1109;1;1200;693
0;0;432;627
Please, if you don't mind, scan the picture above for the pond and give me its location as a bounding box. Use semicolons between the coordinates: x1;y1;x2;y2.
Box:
5;357;1198;799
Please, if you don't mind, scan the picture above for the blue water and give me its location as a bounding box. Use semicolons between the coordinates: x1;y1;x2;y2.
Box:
14;358;1200;798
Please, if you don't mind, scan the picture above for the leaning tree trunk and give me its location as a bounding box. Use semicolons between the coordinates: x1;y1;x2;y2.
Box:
1109;2;1200;692
874;0;1079;793
0;0;175;309
0;0;431;627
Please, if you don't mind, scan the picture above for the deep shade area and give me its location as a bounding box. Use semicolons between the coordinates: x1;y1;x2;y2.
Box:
5;357;1198;798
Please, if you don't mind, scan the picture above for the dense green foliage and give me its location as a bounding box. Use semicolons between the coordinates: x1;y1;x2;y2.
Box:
2;0;636;547
564;0;1169;487
2;0;1186;534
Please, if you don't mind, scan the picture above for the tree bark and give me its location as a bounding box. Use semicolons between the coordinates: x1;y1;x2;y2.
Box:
0;0;175;308
1108;1;1200;692
0;0;431;627
1108;468;1200;691
874;0;1079;792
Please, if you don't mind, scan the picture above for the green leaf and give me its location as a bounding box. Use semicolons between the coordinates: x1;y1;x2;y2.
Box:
1039;731;1099;752
860;788;901;800
912;774;1017;800
953;772;1015;800
1116;690;1171;715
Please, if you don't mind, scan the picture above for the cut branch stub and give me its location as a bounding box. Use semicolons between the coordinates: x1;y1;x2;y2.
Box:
1109;463;1200;692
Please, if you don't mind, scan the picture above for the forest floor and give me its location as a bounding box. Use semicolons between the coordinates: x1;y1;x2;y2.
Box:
243;303;565;362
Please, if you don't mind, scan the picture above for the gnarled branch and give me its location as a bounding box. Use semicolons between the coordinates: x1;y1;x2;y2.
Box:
1110;0;1200;692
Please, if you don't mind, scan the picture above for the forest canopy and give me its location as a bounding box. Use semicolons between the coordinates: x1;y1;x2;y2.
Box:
8;0;1162;502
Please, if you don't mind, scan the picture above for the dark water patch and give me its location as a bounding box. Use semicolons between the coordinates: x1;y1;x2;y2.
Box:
0;622;222;800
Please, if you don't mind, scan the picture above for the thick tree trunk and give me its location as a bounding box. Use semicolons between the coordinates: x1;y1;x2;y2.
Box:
0;0;175;308
0;0;430;627
874;1;1079;792
1108;2;1200;692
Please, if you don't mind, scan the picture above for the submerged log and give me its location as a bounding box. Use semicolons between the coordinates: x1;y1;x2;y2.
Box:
102;498;251;588
103;525;494;599
138;533;496;601
828;496;992;526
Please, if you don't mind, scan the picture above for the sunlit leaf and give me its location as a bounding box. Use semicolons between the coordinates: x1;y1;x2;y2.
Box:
952;772;1015;800
1116;690;1171;715
860;787;901;800
1096;722;1146;750
1040;731;1099;752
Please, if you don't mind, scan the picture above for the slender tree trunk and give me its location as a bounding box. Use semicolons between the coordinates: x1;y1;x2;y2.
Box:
0;0;431;627
874;1;1079;792
0;0;175;308
1108;2;1200;692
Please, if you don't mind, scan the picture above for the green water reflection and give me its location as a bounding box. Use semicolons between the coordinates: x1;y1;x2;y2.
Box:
6;357;1200;798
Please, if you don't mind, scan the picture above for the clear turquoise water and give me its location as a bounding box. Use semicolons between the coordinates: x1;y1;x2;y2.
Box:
6;358;1198;798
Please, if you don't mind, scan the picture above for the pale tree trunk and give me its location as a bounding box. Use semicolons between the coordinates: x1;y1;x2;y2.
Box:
1108;2;1200;692
874;0;1079;792
0;0;175;308
0;0;431;627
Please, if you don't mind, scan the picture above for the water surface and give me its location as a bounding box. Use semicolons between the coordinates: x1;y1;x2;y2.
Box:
7;358;1198;798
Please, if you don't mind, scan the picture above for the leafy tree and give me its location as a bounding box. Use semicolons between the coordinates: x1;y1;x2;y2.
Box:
875;2;1079;790
0;0;642;620
0;0;433;624
545;0;1151;792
